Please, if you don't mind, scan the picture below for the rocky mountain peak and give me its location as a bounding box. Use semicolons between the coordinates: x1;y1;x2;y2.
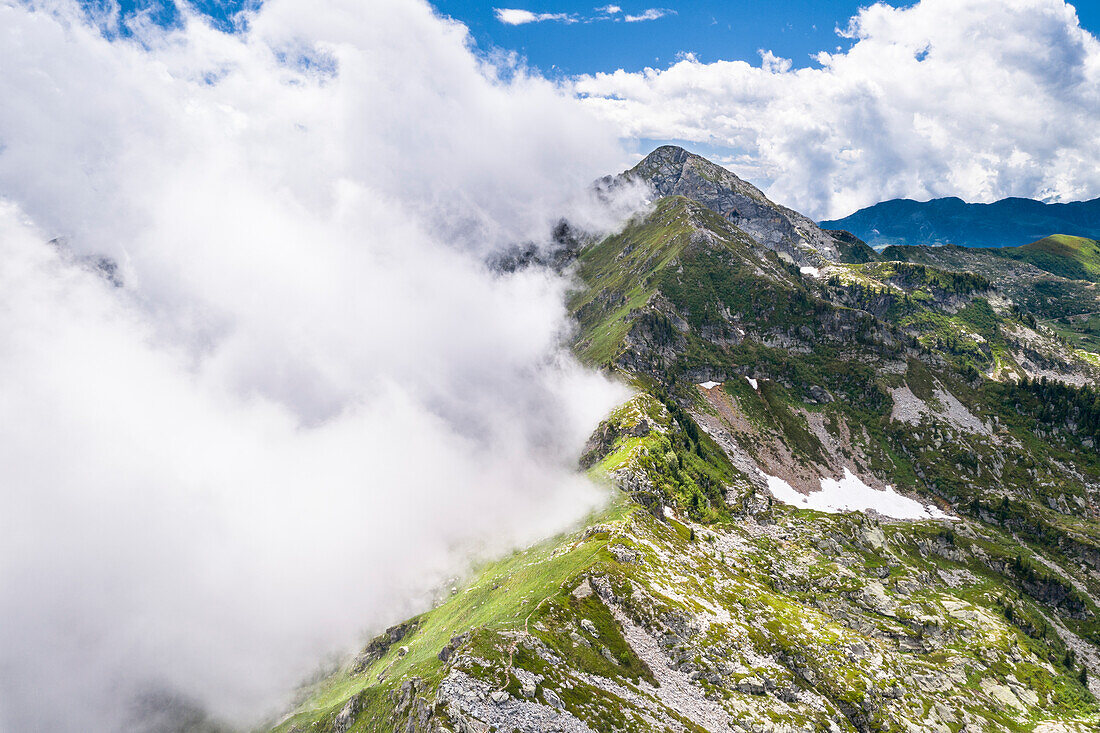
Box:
625;146;842;265
632;145;762;201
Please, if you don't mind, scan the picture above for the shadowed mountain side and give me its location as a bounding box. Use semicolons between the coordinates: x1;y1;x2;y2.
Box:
822;196;1100;249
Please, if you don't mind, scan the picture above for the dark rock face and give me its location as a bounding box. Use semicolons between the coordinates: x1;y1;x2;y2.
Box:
626;145;842;264
824;229;881;263
351;620;419;674
48;237;124;287
1021;577;1092;620
580;420;623;470
437;632;469;664
491;219;584;273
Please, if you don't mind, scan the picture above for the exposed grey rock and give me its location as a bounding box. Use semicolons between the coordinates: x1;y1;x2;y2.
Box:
589;575;618;604
438;670;594;733
438;633;469;664
625;145;842;264
609;544;639;564
332;697;358;733
737;677;766;695
543;688;564;709
352;620;418;673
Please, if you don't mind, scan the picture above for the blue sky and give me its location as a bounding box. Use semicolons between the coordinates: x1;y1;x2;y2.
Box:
107;0;260;31
106;1;892;71
436;1;1100;77
435;0;895;75
103;1;1100;78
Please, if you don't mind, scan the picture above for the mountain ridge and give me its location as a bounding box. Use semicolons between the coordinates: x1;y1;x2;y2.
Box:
997;235;1100;283
621;146;849;265
268;147;1100;733
821;195;1100;249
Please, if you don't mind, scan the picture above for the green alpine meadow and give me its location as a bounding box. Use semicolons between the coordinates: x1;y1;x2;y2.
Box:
271;147;1100;733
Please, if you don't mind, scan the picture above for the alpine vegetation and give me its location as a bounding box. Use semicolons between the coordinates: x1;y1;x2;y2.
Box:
275;147;1100;732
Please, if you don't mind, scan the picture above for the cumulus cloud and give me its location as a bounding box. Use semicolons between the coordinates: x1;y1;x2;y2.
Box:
624;7;674;22
597;4;622;14
494;7;576;25
574;0;1100;219
0;0;642;730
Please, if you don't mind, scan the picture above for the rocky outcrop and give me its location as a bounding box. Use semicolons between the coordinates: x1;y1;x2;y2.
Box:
437;670;593;733
351;620;419;674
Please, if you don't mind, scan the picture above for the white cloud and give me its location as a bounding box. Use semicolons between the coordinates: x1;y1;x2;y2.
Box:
497;5;660;26
494;7;576;25
625;7;674;22
0;1;643;730
496;7;539;24
574;0;1100;219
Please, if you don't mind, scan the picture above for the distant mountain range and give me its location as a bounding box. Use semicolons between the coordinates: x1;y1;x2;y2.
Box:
820;195;1100;249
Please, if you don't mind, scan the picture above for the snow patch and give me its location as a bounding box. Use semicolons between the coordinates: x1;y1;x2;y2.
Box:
698;381;720;390
745;377;759;390
765;468;950;520
799;266;821;278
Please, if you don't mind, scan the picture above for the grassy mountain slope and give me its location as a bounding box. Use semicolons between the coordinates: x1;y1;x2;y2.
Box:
997;235;1100;283
569;195;808;373
270;148;1100;733
825;229;882;264
272;395;1098;733
882;242;1100;366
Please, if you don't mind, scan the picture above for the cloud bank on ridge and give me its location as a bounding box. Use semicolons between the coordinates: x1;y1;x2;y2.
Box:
0;1;642;730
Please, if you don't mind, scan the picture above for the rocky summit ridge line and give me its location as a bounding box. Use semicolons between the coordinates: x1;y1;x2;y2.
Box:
620;146;845;266
267;147;1100;733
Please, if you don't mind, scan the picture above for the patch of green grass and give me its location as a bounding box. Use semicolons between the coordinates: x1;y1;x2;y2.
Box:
656;245;816;335
906;358;936;400
541;592;656;686
957;298;999;340
569;197;702;365
1046;313;1100;354
1001;234;1100;283
593;391;747;521
271;501;633;732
